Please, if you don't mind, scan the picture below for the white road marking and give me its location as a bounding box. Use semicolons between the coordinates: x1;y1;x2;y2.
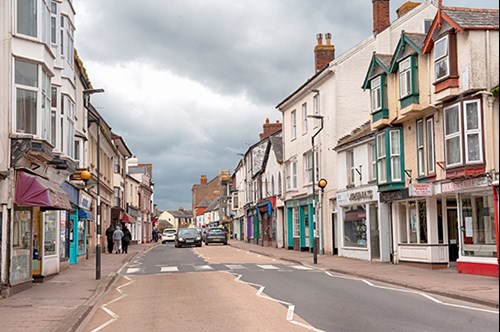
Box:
290;265;313;270
226;264;247;270
160;266;179;272
257;264;280;270
126;267;142;274
194;265;213;271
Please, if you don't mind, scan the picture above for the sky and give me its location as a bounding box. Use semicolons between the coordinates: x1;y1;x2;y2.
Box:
73;0;498;211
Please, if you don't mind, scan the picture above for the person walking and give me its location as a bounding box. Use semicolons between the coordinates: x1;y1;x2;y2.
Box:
122;225;132;254
105;224;114;254
113;225;124;254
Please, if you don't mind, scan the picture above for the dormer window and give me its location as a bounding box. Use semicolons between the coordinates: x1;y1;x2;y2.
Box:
371;76;382;112
434;36;449;81
399;57;412;98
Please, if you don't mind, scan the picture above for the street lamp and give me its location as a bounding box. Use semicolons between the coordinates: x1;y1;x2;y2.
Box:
307;113;324;264
84;88;105;280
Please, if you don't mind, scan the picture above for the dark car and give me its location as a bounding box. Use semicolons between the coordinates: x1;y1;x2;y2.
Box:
205;227;228;246
175;228;202;248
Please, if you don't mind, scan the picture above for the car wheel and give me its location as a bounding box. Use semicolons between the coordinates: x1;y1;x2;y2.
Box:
205;242;208;246
223;242;228;245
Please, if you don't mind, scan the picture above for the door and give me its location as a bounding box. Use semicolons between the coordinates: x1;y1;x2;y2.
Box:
447;207;459;262
332;212;338;255
69;213;78;264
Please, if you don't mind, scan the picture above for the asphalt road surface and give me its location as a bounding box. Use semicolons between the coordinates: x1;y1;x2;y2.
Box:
79;243;499;332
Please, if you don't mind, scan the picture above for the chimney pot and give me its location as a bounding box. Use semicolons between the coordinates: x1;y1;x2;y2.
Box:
314;32;335;73
316;33;323;45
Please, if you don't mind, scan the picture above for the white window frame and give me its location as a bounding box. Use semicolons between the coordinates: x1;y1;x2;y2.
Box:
426;118;435;174
463;100;483;164
369;143;376;181
291;110;297;140
304;151;313;184
313;94;320;128
293;207;299;237
416;119;425;177
399;57;412;98
376;132;387;183
434;35;449;81
286;159;298;190
347;150;355;186
62;94;75;158
390;130;401;182
302;103;308;134
444;103;462;167
370;76;382;113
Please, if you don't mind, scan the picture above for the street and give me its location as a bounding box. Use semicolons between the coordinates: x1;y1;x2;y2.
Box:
79;244;499;332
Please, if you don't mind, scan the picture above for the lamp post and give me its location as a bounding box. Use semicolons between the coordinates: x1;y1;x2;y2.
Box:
83;88;105;280
307;113;324;264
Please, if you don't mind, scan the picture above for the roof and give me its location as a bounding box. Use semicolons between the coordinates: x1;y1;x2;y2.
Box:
388;31;426;72
269;133;283;163
423;6;499;53
443;7;499;30
335;121;373;150
361;53;392;90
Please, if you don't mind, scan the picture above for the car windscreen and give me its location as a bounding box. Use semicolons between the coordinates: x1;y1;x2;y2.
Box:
164;229;176;234
208;229;223;234
178;229;199;236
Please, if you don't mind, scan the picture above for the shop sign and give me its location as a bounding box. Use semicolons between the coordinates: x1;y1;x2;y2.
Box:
349;190;373;202
79;192;92;210
379;188;410;203
441;177;489;193
409;183;433;196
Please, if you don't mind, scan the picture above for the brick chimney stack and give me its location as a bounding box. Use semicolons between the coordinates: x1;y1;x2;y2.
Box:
314;33;335;73
259;118;282;140
200;175;207;185
373;0;390;36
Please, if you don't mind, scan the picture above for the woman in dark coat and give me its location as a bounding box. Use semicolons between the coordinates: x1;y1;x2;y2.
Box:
122;225;132;254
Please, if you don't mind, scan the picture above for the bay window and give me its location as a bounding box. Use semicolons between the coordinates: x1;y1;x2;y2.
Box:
371;76;382;112
390;130;401;182
376;132;386;183
434;36;449;81
17;0;37;37
444;100;483;167
399;57;412;98
376;128;405;191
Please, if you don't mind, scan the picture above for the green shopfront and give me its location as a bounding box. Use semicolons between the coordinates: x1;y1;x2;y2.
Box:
286;197;314;251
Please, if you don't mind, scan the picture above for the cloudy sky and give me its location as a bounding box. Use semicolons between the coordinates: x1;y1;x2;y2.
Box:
73;0;498;211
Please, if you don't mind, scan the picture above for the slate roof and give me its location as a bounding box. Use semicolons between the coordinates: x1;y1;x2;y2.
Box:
335;121;373;150
404;32;427;50
269;134;283;163
375;54;393;70
443;7;499;30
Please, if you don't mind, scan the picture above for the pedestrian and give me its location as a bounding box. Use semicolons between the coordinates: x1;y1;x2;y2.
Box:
105;224;114;253
152;228;159;242
122;225;132;254
113;225;124;254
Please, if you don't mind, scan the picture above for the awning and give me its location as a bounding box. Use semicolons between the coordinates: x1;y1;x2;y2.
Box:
79;209;95;220
15;171;72;210
121;212;134;223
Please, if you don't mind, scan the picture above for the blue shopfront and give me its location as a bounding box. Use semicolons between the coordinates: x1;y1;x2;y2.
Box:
286;197;314;251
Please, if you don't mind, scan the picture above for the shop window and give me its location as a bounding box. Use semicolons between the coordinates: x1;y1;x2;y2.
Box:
343;205;367;248
399;200;428;244
12;207;32;283
460;193;496;257
43;211;57;256
293;207;299;237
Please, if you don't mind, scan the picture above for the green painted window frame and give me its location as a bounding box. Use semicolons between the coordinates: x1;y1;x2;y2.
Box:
376;127;405;191
370;75;389;121
399;55;419;109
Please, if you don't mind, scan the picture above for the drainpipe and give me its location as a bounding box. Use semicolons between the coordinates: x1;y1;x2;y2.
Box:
493;181;499;271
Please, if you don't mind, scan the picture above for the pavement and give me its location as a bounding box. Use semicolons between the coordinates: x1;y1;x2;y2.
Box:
0;240;498;332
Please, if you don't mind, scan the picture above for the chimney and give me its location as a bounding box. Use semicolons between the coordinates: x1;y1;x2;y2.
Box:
259;118;282;140
396;1;421;18
373;0;390;36
314;33;335;73
200;175;207;185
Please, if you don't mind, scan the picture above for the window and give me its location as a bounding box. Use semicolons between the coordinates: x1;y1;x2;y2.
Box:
114;187;120;207
444;103;461;166
464;100;482;163
347;150;355;186
313;94;320;115
278;172;282;196
114;157;120;173
390;130;401;181
434;36;449;81
302;103;308;134
343;204;367;248
43;211;57;256
304;151;313;184
291;110;297;139
74;140;81;166
271;176;275;196
417;119;425;177
15;59;51;138
50;1;58;44
399;57;412;98
371;76;382;112
293;207;299;237
424;19;432;34
62;95;75;158
286;160;297;190
426;118;435;174
369;143;376;181
17;0;37;37
399;200;428;244
376;132;387;183
50;86;58;146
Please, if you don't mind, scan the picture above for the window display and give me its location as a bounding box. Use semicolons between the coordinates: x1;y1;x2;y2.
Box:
12;207;32;284
343;205;367;248
44;211;57;256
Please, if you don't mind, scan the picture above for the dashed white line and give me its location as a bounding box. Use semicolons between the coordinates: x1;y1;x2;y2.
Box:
160;266;179;272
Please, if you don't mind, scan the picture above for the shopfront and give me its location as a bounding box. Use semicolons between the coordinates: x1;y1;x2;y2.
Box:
286;198;313;251
337;186;381;261
439;177;498;277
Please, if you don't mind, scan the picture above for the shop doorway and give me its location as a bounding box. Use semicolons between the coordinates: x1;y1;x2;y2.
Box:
447;204;459;262
69;214;78;264
331;212;338;255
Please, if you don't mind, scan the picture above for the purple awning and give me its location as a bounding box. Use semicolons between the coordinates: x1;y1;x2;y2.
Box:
15;171;72;210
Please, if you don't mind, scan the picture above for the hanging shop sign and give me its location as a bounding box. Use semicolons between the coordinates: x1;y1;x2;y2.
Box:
409;183;433;196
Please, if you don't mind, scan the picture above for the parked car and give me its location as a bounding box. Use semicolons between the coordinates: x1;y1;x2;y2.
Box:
205;227;228;246
162;229;177;243
175;228;202;248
